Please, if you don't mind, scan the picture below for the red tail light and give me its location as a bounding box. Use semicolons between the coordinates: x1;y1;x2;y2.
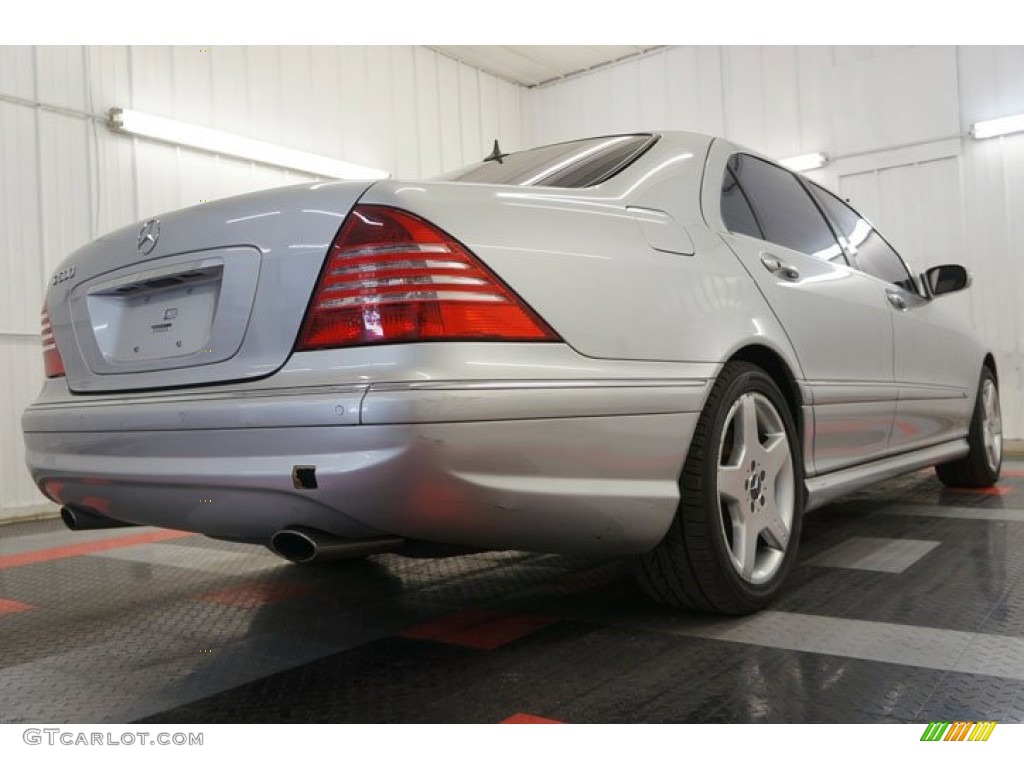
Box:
295;205;560;350
41;306;65;378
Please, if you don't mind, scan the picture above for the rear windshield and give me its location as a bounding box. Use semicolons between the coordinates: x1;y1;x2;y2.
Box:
439;134;657;188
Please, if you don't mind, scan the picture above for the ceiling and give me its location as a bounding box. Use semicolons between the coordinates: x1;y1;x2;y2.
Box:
430;46;663;88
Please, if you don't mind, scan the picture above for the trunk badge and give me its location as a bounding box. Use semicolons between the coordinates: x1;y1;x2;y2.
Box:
138;219;161;254
51;266;76;285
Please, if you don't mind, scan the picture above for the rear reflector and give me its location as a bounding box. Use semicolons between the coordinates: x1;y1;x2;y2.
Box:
41;306;65;378
295;205;560;350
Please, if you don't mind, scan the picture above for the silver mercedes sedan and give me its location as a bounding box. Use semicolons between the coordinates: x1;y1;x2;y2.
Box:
23;131;1001;614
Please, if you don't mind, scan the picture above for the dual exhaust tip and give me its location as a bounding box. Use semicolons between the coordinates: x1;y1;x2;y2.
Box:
60;505;136;531
269;527;404;564
59;505;403;564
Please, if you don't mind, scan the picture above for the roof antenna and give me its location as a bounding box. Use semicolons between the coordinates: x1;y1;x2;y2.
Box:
483;139;508;164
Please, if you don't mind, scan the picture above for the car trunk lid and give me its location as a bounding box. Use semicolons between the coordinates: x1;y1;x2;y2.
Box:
48;181;373;393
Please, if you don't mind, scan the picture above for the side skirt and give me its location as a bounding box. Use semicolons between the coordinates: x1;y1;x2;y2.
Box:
805;439;969;512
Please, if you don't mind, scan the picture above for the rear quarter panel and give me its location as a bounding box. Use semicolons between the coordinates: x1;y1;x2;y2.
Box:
359;135;803;373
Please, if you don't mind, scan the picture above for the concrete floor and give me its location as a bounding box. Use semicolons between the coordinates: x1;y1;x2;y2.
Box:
2;463;1024;723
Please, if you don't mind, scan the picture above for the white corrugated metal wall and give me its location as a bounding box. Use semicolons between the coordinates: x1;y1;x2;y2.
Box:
531;45;1024;441
0;45;527;517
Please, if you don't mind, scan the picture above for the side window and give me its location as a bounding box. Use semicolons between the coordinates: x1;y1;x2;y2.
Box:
721;166;763;240
806;183;915;290
724;154;845;264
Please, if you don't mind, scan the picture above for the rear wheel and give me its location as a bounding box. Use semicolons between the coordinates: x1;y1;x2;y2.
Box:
636;361;804;614
936;367;1002;488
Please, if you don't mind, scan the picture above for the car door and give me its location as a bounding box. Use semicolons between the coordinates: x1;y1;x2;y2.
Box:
804;183;977;453
706;143;897;475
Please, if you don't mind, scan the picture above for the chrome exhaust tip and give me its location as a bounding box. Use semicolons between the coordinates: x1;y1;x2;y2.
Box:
60;505;137;531
269;528;318;563
270;527;403;564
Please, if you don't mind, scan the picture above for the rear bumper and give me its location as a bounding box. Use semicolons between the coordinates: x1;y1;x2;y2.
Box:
23;379;707;555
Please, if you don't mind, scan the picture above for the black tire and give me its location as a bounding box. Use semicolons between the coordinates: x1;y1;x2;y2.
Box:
935;367;1002;488
635;361;804;615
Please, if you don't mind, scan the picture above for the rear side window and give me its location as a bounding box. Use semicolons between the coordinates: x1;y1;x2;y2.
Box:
722;154;844;263
441;135;656;188
806;183;914;289
721;166;763;240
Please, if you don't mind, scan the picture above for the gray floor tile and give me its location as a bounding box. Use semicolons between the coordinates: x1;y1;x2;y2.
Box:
883;505;1024;523
0;526;162;556
805;536;941;573
89;542;283;575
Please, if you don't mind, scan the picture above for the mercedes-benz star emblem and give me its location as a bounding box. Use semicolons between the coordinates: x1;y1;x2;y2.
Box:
138;219;161;255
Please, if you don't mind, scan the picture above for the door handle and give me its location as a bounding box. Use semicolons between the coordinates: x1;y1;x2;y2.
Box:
760;254;800;281
886;290;908;311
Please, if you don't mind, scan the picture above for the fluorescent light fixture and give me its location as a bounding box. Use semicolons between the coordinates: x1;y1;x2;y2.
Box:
779;152;828;172
107;108;388;180
971;113;1024;140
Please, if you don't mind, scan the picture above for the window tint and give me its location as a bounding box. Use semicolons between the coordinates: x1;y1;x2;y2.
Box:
724;154;844;263
440;135;656;188
806;183;914;289
721;167;763;240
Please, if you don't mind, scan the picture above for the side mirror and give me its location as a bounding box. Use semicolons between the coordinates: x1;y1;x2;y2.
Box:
924;264;971;297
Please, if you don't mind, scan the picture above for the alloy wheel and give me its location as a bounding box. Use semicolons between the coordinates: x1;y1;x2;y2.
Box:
715;392;796;585
981;378;1002;473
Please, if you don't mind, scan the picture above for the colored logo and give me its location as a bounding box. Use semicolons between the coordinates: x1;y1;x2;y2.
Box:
920;721;996;742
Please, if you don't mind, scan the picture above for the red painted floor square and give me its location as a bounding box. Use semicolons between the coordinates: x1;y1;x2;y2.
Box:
947;485;1011;496
0;598;34;616
196;581;314;608
0;529;193;571
501;713;564;724
401;608;558;650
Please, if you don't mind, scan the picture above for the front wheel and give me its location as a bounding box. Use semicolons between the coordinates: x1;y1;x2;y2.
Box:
936;367;1002;488
636;361;804;614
